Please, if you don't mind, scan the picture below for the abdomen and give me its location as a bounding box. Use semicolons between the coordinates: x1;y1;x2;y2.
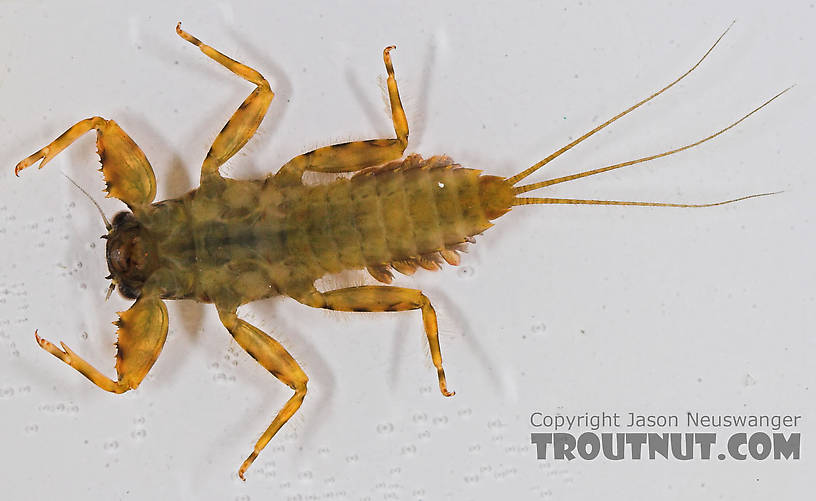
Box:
288;154;513;283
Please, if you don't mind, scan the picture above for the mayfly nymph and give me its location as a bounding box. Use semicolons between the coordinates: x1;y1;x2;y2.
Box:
14;22;786;479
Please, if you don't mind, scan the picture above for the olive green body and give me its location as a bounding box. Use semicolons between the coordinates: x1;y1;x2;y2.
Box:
124;155;512;310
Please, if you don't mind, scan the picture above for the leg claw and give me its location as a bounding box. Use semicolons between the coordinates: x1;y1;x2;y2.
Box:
34;331;72;363
238;451;257;481
14;151;45;176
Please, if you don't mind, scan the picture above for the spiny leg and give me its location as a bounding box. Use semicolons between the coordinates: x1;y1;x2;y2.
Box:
506;22;735;186
510;87;791;206
35;294;168;394
217;308;308;481
175;23;275;182
275;46;409;184
297;286;454;397
14;117;157;210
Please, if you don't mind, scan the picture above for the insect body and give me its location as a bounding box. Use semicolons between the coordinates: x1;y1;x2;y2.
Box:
15;23;784;479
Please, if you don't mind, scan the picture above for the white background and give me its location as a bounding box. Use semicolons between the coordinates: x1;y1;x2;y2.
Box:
1;1;813;499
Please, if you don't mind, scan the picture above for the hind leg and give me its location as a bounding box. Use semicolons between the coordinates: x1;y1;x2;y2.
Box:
296;286;454;397
274;46;409;184
176;23;275;182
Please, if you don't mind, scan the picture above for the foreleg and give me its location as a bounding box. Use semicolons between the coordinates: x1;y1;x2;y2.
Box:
15;117;157;210
34;294;168;393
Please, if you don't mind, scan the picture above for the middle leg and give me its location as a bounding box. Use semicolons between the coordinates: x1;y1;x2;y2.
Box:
275;46;409;184
217;308;308;480
176;23;275;182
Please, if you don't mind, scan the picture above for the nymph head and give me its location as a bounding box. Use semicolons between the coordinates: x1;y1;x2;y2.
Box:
105;211;159;299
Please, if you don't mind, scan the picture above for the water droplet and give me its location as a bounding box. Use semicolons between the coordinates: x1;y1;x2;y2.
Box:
24;424;39;434
400;444;416;456
103;440;119;452
457;266;475;278
531;322;546;334
376;422;394;434
487;418;505;430
432;415;448;426
411;412;427;424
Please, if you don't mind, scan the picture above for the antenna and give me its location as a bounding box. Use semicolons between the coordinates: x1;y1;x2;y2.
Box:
60;172;112;231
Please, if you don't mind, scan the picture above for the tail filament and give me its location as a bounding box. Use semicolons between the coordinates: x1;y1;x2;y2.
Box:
507;23;789;210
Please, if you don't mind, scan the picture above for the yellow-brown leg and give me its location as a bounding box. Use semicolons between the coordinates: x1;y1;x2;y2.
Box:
297;286;454;397
35;294;168;393
14;117;157;210
175;23;275;182
217;308;308;481
274;46;409;183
